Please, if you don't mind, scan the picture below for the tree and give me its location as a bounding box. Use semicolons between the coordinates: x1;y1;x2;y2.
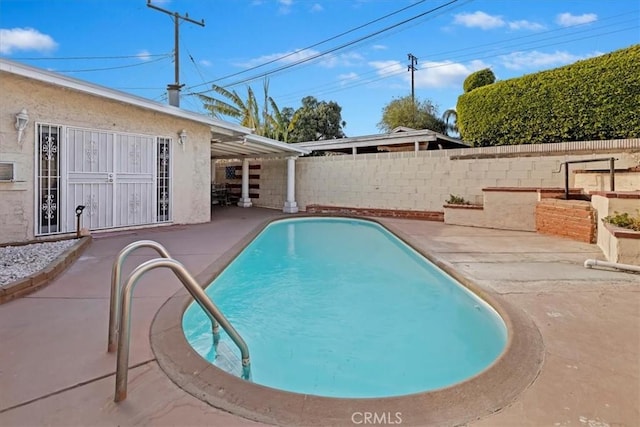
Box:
198;84;260;130
463;68;496;93
377;96;446;133
199;79;283;138
442;108;459;137
266;101;295;142
288;96;347;142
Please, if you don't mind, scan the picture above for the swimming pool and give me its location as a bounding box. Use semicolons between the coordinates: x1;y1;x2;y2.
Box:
182;217;507;398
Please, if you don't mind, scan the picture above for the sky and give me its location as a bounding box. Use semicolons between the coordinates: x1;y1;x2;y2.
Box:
1;0;638;137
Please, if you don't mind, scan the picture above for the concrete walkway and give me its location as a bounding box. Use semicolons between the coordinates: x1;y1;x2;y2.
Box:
0;207;637;426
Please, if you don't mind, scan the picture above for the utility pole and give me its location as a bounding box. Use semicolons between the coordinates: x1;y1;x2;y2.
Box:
407;53;418;104
147;0;205;107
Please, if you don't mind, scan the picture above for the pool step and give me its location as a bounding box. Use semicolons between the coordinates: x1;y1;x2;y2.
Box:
215;341;243;377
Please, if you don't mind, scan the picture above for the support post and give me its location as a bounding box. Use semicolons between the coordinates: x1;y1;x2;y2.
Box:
147;1;204;107
237;158;252;208
283;156;299;213
564;162;569;200
609;157;615;191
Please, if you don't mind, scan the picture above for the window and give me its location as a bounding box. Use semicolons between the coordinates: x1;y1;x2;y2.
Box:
0;162;16;181
225;166;236;179
156;137;171;222
36;124;62;235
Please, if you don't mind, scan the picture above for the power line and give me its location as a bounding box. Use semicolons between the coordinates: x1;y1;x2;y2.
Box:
271;14;638;105
147;0;205;107
189;0;432;88
8;53;171;60
187;0;463;92
55;54;172;73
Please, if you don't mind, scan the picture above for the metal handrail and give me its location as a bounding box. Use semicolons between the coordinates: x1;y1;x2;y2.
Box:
114;257;251;402
559;157;616;199
108;240;172;353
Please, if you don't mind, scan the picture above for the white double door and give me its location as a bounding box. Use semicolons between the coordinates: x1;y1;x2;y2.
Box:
65;128;156;231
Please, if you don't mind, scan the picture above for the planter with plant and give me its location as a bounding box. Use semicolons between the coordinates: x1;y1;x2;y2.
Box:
445;194;471;205
602;211;640;232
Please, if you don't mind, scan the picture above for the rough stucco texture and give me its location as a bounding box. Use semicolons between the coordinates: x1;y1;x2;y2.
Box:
0;72;211;243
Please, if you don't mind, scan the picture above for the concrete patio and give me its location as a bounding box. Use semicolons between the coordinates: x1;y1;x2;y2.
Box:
0;207;638;426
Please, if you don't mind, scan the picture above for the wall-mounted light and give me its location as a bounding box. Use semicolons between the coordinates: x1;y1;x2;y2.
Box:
15;108;29;145
178;129;187;144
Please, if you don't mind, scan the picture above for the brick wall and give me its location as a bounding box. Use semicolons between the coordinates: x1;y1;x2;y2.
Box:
306;205;444;221
535;199;597;243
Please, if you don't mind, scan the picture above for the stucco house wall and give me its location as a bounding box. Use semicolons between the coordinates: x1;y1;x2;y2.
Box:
0;71;212;244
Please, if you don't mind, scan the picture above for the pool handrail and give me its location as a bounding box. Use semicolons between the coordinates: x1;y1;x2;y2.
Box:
114;257;251;402
108;240;173;353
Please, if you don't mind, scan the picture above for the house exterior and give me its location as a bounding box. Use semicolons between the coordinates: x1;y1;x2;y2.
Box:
0;59;307;244
291;126;470;155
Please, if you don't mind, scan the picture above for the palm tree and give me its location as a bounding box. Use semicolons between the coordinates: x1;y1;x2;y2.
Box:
442;108;459;137
198;79;294;140
198;84;261;132
266;98;294;142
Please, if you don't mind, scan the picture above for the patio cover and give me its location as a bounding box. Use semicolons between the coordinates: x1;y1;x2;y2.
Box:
210;131;309;159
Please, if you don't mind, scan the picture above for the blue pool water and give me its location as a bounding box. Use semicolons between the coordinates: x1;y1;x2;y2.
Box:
182;217;507;398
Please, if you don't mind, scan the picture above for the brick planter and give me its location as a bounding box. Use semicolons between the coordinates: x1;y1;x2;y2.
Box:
536;199;597;243
305;205;444;221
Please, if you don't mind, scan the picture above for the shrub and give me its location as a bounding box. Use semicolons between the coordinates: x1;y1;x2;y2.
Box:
463;68;496;93
457;44;640;146
446;194;470;205
602;211;640;231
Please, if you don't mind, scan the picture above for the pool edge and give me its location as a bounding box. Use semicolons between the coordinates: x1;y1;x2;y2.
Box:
150;214;545;427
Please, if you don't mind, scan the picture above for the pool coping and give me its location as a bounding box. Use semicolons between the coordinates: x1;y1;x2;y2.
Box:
150;214;545;427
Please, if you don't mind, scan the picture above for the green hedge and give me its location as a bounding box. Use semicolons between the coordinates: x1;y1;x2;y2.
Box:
457;44;640;146
463;68;496;93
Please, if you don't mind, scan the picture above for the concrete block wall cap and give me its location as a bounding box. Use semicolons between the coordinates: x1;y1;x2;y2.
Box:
603;222;640;239
443;203;484;210
590;191;640;198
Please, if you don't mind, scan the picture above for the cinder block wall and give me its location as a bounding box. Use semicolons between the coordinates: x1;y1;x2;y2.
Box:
243;140;639;213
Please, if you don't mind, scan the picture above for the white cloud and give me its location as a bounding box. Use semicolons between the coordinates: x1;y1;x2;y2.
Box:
338;72;359;85
454;11;505;30
556;12;598;27
136;50;152;61
372;44;387;50
240;49;364;69
414;60;488;88
509;20;545;31
499;50;601;70
279;0;293;14
0;27;57;54
454;12;545;31
369;60;405;78
319;52;364;68
370;59;488;89
310;3;323;12
199;59;212;67
236;48;319;68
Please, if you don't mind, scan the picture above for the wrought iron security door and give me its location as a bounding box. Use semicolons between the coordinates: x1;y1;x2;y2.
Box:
65;129;155;231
